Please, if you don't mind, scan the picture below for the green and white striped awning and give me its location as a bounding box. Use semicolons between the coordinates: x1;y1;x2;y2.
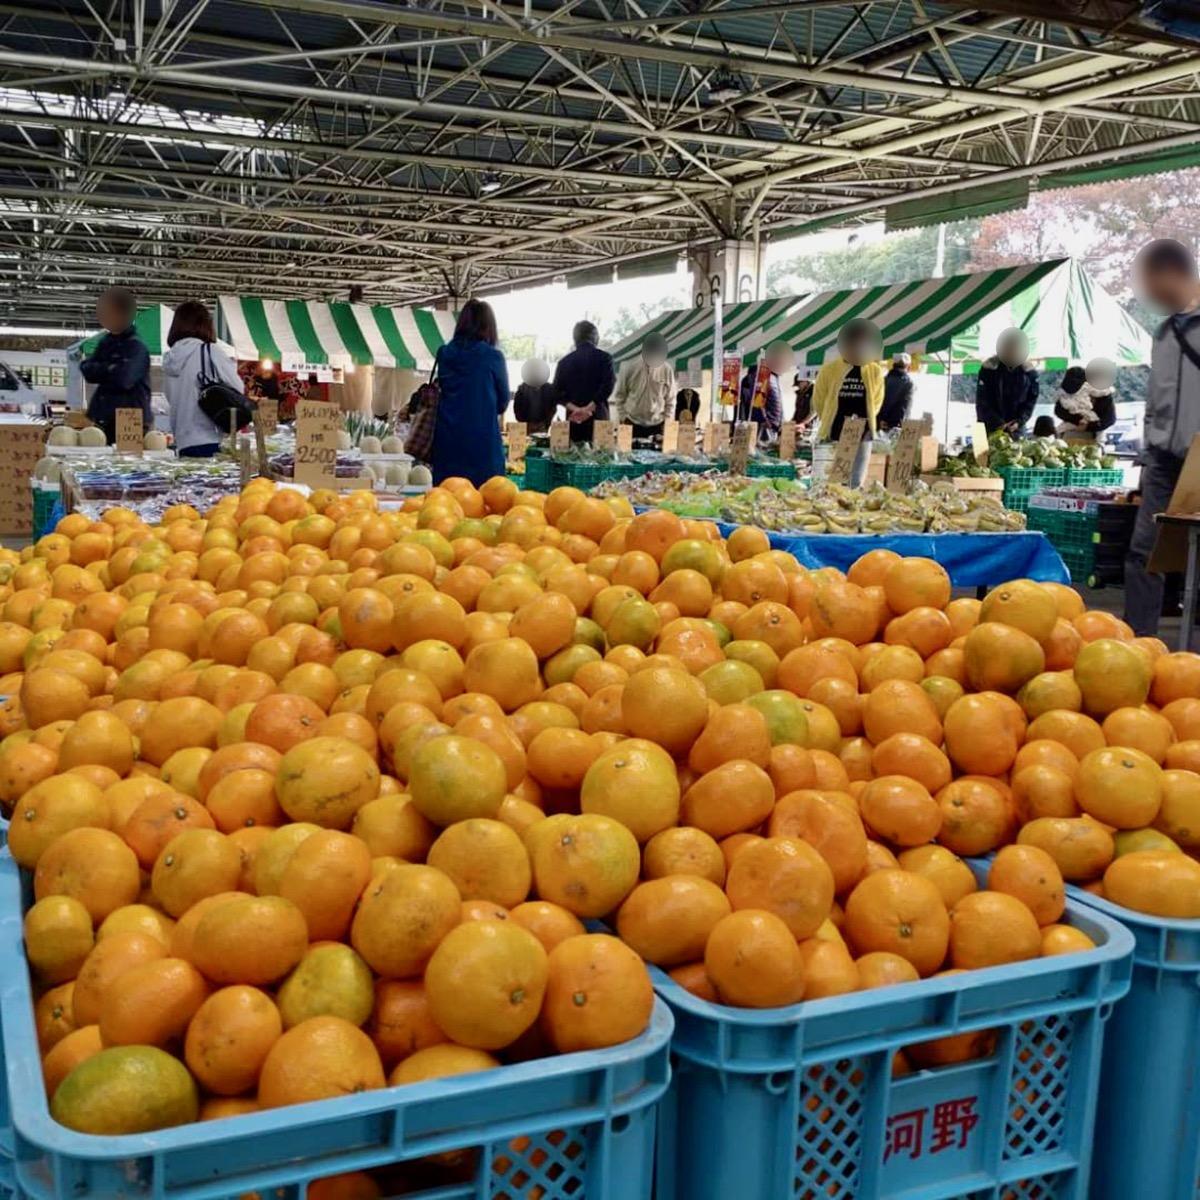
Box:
218;296;456;372
610;297;799;374
80;305;173;363
739;258;1151;372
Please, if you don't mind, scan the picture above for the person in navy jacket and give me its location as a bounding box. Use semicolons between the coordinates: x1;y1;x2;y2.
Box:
81;287;151;444
430;299;509;486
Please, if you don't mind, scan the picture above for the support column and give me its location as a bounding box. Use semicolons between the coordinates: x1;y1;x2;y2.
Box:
687;240;763;307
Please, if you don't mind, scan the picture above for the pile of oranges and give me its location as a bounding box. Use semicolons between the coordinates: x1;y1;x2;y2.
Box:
2;472;1198;1157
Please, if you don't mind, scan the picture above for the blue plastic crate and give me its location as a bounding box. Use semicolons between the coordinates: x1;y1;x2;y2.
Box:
1068;886;1200;1200
653;863;1133;1200
0;851;672;1200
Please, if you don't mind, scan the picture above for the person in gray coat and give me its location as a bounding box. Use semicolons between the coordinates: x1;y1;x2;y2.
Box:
1126;239;1200;638
162;301;245;457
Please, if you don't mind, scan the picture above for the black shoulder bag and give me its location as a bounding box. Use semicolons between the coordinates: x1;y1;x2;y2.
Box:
197;342;255;432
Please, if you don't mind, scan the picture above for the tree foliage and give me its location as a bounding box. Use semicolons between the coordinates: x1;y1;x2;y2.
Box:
968;168;1200;321
767;223;978;296
592;293;686;349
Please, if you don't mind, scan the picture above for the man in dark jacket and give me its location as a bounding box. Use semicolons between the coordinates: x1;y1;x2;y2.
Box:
552;321;614;444
1126;239;1200;639
879;354;914;431
81;287;151;443
975;329;1039;435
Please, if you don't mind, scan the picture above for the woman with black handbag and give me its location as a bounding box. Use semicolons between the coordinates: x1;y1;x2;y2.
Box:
162;301;248;457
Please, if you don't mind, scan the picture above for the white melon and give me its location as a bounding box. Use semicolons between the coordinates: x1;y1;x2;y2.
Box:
381;435;404;454
144;431;168;451
336;430;353;450
386;463;410;486
77;426;107;447
47;426;78;447
408;464;432;486
359;435;383;455
33;456;62;482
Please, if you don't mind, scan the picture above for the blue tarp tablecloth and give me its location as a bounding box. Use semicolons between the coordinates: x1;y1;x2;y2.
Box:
712;524;1070;587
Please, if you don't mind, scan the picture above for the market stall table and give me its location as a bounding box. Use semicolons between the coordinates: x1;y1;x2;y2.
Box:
711;523;1070;587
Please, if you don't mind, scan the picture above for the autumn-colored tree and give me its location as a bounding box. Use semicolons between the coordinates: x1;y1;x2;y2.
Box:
969;168;1200;308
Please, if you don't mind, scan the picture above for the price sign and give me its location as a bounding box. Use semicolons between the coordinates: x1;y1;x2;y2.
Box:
886;419;923;494
616;425;633;453
829;416;866;485
549;421;570;452
593;420;616;452
257;397;278;434
970;420;989;463
505;421;528;462
729;424;753;475
660;420;679;454
702;423;731;457
920;412;935;436
115;408;143;455
677;416;696;457
294;400;340;489
778;422;798;461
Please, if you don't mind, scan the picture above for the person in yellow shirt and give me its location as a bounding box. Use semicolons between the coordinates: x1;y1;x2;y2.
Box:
814;319;886;486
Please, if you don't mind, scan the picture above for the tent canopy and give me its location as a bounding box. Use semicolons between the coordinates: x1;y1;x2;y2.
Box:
740;259;1151;371
611;297;797;374
614;260;1151;378
218;297;455;372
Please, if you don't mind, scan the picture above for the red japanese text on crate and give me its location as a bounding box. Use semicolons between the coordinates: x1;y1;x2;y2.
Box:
884;1097;980;1162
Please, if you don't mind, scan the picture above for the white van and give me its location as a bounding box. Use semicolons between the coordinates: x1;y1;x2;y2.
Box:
0;359;47;411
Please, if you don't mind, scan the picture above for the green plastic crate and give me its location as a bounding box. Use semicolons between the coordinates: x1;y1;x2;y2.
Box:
1065;468;1123;487
745;459;796;479
1026;506;1097;583
31;487;59;539
549;459;647;490
522;455;553;492
998;466;1069;513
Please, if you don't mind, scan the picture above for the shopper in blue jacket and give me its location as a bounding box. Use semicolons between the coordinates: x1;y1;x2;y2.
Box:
430;299;509;486
81;287;151;444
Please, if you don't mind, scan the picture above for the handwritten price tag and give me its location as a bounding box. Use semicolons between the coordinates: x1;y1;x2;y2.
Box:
970;420;989;463
593;420;616;452
729;424;753;475
616;425;633;453
660;420;679;454
778;422;797;461
294;400;340;489
505;421;528;462
257;398;278;434
115;409;143;455
677;416;696;457
549;421;570;452
886;419;923;494
829;416;866;485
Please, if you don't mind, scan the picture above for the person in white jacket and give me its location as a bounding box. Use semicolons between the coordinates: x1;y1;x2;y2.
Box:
161;301;244;457
613;332;674;438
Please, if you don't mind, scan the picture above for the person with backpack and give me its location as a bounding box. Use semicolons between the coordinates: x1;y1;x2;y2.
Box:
162;301;244;457
1126;239;1200;638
